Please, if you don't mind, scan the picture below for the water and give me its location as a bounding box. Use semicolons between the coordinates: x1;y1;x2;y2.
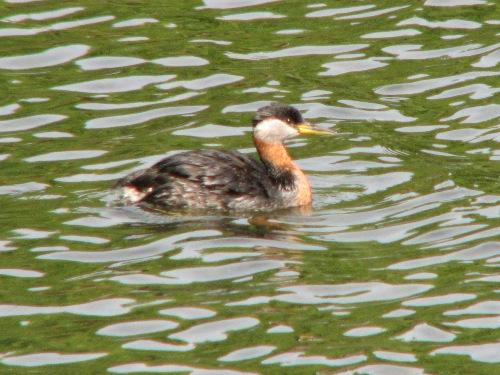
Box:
1;0;499;374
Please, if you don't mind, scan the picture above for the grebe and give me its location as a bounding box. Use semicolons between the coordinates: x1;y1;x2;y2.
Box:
114;102;335;211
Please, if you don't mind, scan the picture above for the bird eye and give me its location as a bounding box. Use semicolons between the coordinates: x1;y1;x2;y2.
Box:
286;118;292;124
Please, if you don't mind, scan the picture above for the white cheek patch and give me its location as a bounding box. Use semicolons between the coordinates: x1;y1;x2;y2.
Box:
253;118;299;143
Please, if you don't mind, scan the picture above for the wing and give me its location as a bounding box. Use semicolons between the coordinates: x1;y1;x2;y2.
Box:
115;149;274;209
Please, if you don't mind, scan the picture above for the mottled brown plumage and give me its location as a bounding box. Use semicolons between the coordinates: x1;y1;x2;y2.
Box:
114;102;335;211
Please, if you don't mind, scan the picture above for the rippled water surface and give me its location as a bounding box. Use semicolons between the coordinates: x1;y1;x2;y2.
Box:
1;0;499;374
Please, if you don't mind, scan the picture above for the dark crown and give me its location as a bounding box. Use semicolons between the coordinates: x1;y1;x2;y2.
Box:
252;102;304;127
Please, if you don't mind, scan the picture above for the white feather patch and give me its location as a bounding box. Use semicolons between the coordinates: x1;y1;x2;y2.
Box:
253;118;298;143
121;186;152;204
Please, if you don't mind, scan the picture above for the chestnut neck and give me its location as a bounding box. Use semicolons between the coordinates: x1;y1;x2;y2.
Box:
253;136;312;206
253;136;310;199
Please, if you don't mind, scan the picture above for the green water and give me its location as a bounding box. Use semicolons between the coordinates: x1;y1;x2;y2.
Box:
0;0;499;374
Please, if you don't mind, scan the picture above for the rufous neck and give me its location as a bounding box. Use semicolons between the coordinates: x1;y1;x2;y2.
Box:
253;137;296;173
253;136;312;206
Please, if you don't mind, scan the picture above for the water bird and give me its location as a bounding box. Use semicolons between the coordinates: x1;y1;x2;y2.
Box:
115;102;335;211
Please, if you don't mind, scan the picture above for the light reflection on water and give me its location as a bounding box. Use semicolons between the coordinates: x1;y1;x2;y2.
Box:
1;0;499;374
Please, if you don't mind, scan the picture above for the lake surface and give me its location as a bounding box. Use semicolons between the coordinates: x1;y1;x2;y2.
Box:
1;0;499;374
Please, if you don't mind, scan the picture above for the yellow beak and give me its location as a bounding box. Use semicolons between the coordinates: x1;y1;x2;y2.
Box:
297;123;336;136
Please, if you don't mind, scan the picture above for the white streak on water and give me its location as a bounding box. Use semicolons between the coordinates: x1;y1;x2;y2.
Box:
395;323;456;342
0;352;108;367
53;75;175;94
226;45;368;60
0;45;90;70
85;105;208;129
97;320;179;336
431;343;500;363
2;7;85;22
169;317;259;343
398;16;481;29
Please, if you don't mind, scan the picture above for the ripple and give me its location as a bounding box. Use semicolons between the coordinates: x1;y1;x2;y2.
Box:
2;7;85;23
24;150;107;162
0;114;67;132
344;327;387;337
0;352;107;367
118;37;149;42
60;235;109;244
436;128;493;142
85;105;208;129
171;236;324;261
97;320;179;336
278;283;433;304
362;29;422;39
0;16;115;37
306;5;375;18
112;18;158;28
5;0;46;2
159;307;216;320
0;298;136;317
77;92;199;110
0;268;44;278
320;58;389;76
472;48;500;68
441;104;500;123
199;0;280;9
190;38;232;45
395;323;456;342
382;44;500;61
53;74;175;93
336;364;430;375
108;362;257;374
157;73;244;90
428;84;500;100
0;182;48;195
76;56;146;70
431;343;500;363
33;131;74;138
267;325;293;333
389;241;500;270
226;44;368;60
169;317;259;343
219;346;276;362
335;6;410;20
230;282;432;306
38;230;219;263
445;316;500;329
373;350;417;363
112;260;286;285
0;103;20;115
424;0;488;6
261;352;367;367
300;102;415;122
404;272;438;280
397;16;481;29
151;56;209;67
122;340;194;352
217;12;285;21
383;309;416;318
403;293;476;307
444;301;500;315
402;224;487;245
396;125;448;133
298;156;395;172
317;191;483;242
376;71;500;95
173;124;250;138
275;29;305;35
